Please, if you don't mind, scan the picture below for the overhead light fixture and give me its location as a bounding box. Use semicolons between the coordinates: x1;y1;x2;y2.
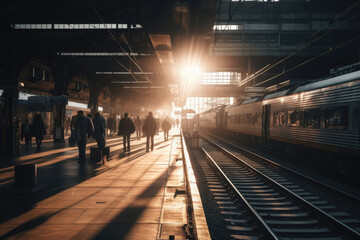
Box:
58;52;150;57
96;72;153;75
123;86;164;89
111;81;150;84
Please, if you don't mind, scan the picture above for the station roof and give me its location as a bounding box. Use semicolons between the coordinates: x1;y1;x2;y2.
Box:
1;0;360;109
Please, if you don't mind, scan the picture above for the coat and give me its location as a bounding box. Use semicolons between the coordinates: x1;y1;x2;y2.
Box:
93;115;106;140
21;123;32;139
74;116;94;137
93;115;106;147
142;116;157;136
162;120;171;132
118;117;135;136
32;118;46;139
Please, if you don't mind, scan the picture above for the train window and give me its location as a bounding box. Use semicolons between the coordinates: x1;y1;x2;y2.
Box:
325;106;349;130
304;108;321;128
273;111;287;127
273;112;278;126
287;110;300;127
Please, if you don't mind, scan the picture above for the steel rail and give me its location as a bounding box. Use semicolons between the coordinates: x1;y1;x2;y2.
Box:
201;147;279;240
202;135;360;239
203;132;360;203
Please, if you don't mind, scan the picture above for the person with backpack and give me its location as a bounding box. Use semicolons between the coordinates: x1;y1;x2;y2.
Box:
142;111;157;152
118;112;135;152
32;114;46;150
74;111;94;162
162;118;171;141
21;119;32;148
93;112;106;151
134;116;142;140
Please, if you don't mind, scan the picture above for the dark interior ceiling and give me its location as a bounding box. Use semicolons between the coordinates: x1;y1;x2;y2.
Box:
1;0;360;110
0;0;217;109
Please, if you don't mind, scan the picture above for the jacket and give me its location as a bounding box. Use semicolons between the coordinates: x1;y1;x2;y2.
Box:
74;115;94;137
118;117;135;135
162;120;171;131
93;115;106;139
142;116;157;136
32;118;46;138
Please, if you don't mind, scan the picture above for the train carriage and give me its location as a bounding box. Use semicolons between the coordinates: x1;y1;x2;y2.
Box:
225;99;263;138
199;70;360;157
265;70;360;155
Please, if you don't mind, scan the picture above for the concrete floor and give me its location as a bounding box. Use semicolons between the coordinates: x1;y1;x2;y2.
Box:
0;128;188;239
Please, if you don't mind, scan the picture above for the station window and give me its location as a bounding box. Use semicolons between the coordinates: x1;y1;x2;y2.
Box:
213;25;239;31
200;72;239;85
303;108;321;128
287;110;300;127
325;106;349;130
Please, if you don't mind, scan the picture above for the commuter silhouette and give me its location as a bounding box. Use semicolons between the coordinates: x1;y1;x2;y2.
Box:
65;117;70;135
134;116;142;140
93;112;106;151
74;110;94;162
21;119;32;147
142;111;157;152
70;115;77;131
162;118;171;141
118;112;135;152
32;114;46;150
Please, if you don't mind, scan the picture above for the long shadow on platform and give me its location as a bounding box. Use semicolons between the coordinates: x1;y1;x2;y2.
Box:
82;160;174;239
0;137;173;239
0;138;126;226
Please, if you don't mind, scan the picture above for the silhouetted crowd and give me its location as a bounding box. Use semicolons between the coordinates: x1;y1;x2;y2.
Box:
21;110;180;162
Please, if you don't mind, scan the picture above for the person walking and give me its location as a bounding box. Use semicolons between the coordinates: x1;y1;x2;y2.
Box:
162;118;171;141
93;112;106;151
118;112;135;152
156;118;160;135
21;119;32;147
134;116;142;140
74;110;94;162
65;117;70;135
70;115;77;131
32;114;46;150
142;111;157;152
107;115;113;136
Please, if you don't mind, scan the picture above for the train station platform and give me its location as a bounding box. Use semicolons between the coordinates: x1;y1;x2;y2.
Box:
0;128;209;239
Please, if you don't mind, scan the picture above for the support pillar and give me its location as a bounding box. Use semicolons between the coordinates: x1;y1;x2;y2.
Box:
89;87;100;118
53;104;65;142
0;89;20;155
0;23;21;155
50;63;71;143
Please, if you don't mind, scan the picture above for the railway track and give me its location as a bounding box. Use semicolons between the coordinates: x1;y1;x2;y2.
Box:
197;135;360;239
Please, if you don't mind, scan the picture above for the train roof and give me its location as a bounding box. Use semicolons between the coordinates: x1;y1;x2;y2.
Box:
199;105;225;114
263;89;290;100
293;70;360;93
242;97;260;105
222;70;360;110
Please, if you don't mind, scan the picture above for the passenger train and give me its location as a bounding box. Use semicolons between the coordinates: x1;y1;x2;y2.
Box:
197;70;360;174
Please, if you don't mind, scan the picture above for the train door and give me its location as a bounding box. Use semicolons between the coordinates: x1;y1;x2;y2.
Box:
262;104;271;140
